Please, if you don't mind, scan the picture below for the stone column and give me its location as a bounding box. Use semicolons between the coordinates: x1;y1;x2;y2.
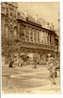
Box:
24;29;26;42
29;29;31;42
45;32;47;44
43;32;45;44
37;31;39;43
34;30;36;43
48;33;50;45
46;32;48;45
33;31;34;43
36;31;38;43
30;28;33;43
44;32;46;44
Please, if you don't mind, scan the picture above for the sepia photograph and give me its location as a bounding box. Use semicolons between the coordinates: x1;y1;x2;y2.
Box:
1;2;60;94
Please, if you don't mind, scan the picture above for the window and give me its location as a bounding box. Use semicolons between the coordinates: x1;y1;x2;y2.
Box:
30;31;33;42
39;31;44;44
10;12;12;16
26;31;29;42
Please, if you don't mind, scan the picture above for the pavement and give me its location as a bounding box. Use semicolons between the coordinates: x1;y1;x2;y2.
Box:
2;64;60;94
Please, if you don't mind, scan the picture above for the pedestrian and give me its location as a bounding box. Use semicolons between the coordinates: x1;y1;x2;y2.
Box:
13;54;18;67
18;54;24;67
47;54;56;85
9;55;14;68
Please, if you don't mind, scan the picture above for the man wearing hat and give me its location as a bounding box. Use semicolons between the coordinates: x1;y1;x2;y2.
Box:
47;53;56;85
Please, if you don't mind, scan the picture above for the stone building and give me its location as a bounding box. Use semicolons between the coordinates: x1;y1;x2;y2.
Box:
1;2;59;64
1;2;17;56
16;16;59;64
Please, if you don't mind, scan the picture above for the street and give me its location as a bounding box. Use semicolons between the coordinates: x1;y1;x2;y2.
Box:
2;64;60;94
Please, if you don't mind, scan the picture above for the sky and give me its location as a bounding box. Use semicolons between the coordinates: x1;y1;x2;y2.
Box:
17;2;60;33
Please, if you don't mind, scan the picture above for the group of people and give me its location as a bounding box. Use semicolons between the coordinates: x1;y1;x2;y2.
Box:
9;54;24;68
9;53;58;85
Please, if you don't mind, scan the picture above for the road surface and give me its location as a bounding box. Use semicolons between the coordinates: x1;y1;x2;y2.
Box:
2;64;60;94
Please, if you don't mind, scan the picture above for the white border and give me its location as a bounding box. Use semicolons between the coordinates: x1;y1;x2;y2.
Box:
0;0;63;97
0;0;60;2
60;0;63;95
0;2;1;98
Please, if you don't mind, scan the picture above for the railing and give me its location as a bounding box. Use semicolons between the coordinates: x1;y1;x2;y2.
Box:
16;41;55;51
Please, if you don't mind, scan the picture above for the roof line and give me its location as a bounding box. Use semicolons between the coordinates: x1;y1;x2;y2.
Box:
17;18;55;33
